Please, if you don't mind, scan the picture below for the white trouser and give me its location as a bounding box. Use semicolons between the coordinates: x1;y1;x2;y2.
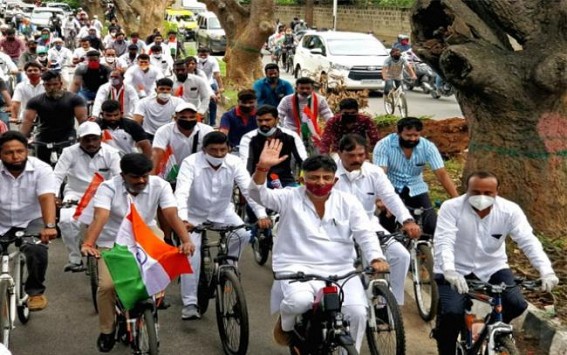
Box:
180;212;250;307
383;241;410;305
279;276;367;352
58;205;85;264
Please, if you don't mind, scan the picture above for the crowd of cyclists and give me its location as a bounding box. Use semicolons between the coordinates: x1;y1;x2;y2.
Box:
0;4;560;355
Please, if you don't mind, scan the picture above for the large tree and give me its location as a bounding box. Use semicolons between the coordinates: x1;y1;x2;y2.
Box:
201;0;275;87
82;0;174;36
411;0;567;239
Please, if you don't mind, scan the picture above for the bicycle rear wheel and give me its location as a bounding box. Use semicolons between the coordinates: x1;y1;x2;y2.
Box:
87;255;99;313
330;344;358;354
215;269;249;355
197;236;215;316
17;254;29;324
252;229;271;266
413;244;438;321
135;307;159;355
384;93;395;115
366;283;406;355
0;283;11;349
492;336;519;355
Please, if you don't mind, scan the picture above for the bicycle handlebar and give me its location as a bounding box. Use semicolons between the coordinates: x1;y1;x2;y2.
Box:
0;228;40;245
274;267;374;283
29;139;75;148
466;279;542;293
192;221;254;233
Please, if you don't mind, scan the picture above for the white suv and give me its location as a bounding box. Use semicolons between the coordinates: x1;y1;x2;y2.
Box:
293;31;390;91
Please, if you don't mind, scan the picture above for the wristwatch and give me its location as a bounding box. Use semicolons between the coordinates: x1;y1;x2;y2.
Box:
45;223;56;229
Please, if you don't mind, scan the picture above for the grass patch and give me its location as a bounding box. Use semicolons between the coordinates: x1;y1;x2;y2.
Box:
423;157;464;205
184;42;197;57
372;114;432;129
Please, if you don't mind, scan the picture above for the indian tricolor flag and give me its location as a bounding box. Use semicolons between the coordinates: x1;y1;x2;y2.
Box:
102;129;113;142
74;172;105;224
102;204;192;310
155;145;179;183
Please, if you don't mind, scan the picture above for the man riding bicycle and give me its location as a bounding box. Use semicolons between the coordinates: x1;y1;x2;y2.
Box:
382;48;416;96
249;142;389;352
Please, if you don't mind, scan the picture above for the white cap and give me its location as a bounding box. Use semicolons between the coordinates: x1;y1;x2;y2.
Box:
78;122;102;138
53;37;63;43
175;102;198;113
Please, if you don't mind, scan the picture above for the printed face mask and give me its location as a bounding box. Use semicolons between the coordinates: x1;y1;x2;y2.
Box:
305;182;334;197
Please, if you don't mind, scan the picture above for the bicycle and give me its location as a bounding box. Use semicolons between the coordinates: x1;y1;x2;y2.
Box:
114;296;160;355
383;81;408;117
250;210;279;266
29;139;75;168
194;222;251;355
274;269;375;355
231;186;247;221
454;278;541;355
0;228;42;349
361;256;406;355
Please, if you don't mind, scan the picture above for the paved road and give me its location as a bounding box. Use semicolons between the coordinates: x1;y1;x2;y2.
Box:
9;238;438;354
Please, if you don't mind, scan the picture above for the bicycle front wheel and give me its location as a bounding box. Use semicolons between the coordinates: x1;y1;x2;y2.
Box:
366;283;406;355
252;230;270;266
0;283;11;349
135;307;159;355
17;254;29;324
198;237;215;316
330;344;358;355
398;94;408;118
413;244;438;321
492;336;519;355
384;93;395;115
215;269;249;355
87;255;99;313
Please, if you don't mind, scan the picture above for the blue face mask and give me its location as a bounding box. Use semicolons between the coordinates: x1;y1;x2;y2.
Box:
55;45;62;50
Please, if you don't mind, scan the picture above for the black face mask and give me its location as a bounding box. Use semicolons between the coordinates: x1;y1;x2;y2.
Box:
392;55;401;60
105;120;120;129
176;73;188;82
342;114;357;124
239;106;253;114
267;77;277;83
2;159;27;173
399;137;420;148
177;119;197;131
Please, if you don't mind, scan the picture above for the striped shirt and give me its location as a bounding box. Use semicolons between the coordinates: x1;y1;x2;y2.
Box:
372;133;444;197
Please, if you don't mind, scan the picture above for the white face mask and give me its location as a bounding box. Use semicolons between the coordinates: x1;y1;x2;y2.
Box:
258;126;277;137
105;57;115;63
157;93;171;102
345;169;361;182
468;195;495;211
205;153;224;167
198;57;207;63
152;54;162;60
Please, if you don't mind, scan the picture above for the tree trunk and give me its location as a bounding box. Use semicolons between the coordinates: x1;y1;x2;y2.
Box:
202;0;275;87
410;0;567;239
82;0;174;37
304;0;315;28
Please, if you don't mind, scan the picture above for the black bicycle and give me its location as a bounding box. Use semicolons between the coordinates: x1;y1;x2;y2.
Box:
115;296;160;355
194;222;251;355
250;210;279;266
274;269;375;355
29;139;75;168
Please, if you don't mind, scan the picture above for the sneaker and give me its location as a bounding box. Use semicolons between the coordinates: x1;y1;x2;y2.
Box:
64;261;86;273
28;295;48;311
181;304;200;320
273;315;292;346
97;332;115;353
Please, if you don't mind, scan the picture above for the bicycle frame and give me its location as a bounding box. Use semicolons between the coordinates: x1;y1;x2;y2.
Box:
115;297;158;353
365;277;390;330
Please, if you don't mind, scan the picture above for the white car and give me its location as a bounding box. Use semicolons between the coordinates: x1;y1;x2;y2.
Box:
293;31;390;91
30;7;65;30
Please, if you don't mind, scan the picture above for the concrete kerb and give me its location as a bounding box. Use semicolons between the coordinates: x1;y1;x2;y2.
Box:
403;278;566;354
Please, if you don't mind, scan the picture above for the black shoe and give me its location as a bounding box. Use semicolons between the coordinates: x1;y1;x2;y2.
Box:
97;332;115;353
64;262;86;273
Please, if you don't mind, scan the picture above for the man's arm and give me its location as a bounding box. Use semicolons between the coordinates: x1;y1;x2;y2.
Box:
433;168;459;198
174;158;194;222
74;105;88;124
69;74;82;93
81;207;110;257
318;96;334;121
364;116;381;148
372;139;389;173
151;147;165;175
318;116;337;154
234;160;268;220
38;193;57;243
196;79;211;115
160;206;195;255
381;67;390;81
91;85;108;117
10;100;20;121
1;88;11;112
20;108;37;137
433;201;460;273
52;148;72;189
213;71;223;93
137;140;152;159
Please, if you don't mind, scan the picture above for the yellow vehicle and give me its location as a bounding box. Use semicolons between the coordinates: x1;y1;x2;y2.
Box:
163;8;198;41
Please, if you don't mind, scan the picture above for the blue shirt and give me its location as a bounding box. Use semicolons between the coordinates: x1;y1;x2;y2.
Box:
252;77;294;107
220;107;258;148
373;133;444;197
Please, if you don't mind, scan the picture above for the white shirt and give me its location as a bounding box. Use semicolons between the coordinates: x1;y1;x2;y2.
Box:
78;27;99;39
124;65;165;97
134;95;185;135
117;53;137;71
92;19;103;33
334;161;412;232
434;195;554;281
92;82;139;117
0;157;57;234
12;80;45;119
153;122;214;164
197;57;220;84
248;182;383;274
93;175;177;248
53;143;121;200
47;46;73;67
149;55;173;77
72;46;95;61
172;75;211;114
175;151;267;222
